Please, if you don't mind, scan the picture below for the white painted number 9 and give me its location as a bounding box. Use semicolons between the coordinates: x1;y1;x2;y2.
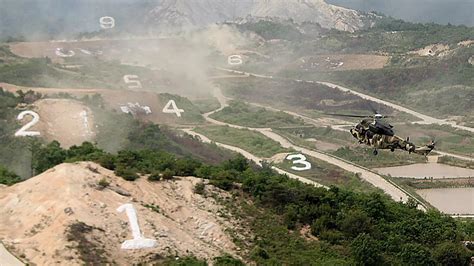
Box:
100;16;115;29
15;111;41;137
286;154;311;171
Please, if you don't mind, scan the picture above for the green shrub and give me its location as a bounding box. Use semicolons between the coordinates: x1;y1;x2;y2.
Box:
0;164;21;185
161;168;175;180
194;182;206;195
97;177;110;189
148;172;162;181
213;255;244;266
114;167;139;181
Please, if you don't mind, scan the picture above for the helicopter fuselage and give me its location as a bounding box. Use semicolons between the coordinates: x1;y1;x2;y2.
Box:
350;119;434;156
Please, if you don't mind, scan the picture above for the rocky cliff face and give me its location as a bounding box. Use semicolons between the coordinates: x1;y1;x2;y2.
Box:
146;0;370;32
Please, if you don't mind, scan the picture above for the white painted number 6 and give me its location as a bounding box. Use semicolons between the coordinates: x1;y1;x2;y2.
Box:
162;100;184;117
228;55;243;65
100;16;115;29
15;111;41;137
117;204;157;249
286;154;311;171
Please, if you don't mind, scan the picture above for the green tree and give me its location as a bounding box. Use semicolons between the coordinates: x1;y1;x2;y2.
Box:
340;209;372;238
32;140;67;174
433;242;471;266
0;164;21;185
161;168;175;180
350;233;383;266
398;243;435;266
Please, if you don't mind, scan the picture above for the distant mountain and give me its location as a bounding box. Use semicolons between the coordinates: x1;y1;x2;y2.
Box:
0;0;372;40
327;0;474;27
146;0;372;32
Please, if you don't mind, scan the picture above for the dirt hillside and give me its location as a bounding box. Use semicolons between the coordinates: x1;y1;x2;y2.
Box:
0;162;242;265
31;99;96;148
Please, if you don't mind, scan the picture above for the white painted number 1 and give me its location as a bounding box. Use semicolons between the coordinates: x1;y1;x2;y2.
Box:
117;204;157;249
162;100;184;117
286;154;312;171
15;111;41;137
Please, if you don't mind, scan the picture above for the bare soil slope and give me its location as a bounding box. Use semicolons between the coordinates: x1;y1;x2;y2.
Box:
0;162;241;265
31;99;96;148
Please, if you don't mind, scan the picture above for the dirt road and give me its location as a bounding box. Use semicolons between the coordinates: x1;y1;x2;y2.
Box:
181;128;327;188
199;86;423;206
216;68;474;134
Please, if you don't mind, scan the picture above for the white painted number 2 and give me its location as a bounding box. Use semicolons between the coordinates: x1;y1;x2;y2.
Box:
123;75;142;89
162;100;184;117
15;111;41;137
100;16;115;29
117;204;157;249
286;154;311;171
228;55;243;65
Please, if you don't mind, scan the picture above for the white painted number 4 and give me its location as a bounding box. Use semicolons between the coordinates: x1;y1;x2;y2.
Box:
162;100;184;117
286;154;311;171
117;204;157;249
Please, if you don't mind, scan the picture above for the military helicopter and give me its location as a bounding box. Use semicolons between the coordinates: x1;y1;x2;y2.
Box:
327;109;436;156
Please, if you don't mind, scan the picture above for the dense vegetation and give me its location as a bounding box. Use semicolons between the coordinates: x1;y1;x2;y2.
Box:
236;20;305;41
20;140;474;265
0;164;21;185
0;88;33;179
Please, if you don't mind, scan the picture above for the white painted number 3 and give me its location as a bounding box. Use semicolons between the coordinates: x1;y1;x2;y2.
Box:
162;100;184;117
15;111;41;137
117;204;157;249
286;154;311;171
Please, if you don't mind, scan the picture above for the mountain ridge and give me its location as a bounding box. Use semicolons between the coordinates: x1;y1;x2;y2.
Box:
146;0;371;32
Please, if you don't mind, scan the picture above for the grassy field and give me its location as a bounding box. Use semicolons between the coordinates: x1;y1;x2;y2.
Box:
331;146;427;168
210;101;306;128
158;93;205;124
275;126;354;146
277;154;381;193
438;156;474;170
194;125;292;158
191;97;221;114
394;123;474;156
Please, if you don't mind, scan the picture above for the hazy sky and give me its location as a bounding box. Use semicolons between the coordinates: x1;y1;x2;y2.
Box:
327;0;474;26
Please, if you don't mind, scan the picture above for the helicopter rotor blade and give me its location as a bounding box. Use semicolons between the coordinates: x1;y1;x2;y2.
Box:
367;102;379;115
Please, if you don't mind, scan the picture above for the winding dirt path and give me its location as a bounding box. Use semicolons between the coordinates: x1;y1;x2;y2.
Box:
181;128;327;188
216;68;474;133
195;85;424;207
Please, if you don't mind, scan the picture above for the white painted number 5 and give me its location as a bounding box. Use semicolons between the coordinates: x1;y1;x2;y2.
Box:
15;111;41;137
117;204;157;249
162;100;184;117
286;154;311;171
